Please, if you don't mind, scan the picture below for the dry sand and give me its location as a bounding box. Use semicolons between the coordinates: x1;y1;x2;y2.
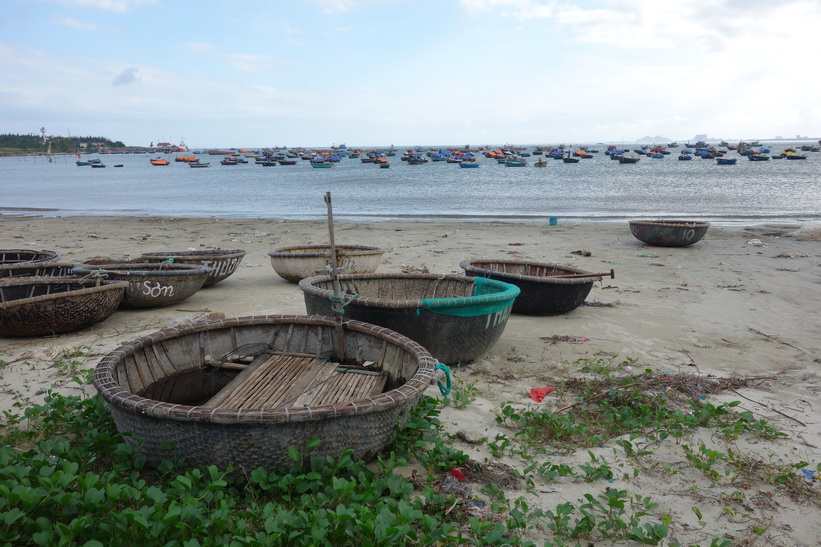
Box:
1;215;820;545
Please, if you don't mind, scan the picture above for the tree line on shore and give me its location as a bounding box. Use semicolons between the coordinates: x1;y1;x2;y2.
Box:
0;132;125;154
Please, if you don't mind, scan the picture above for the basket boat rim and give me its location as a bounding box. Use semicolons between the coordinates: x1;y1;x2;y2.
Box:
140;249;247;260
92;314;437;424
628;219;711;229
268;244;386;259
299;272;519;309
0;249;60;264
0;277;129;309
73;263;209;277
0;262;77;276
460;259;598;284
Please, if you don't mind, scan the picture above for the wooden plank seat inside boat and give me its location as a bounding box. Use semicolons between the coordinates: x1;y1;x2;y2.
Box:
203;352;388;409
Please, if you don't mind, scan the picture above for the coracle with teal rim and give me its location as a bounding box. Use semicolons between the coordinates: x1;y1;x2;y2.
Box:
299;272;520;364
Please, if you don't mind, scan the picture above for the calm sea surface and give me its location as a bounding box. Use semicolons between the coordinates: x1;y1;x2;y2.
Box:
2;143;819;225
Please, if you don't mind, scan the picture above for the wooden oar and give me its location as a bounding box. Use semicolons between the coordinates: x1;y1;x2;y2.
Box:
546;269;615;279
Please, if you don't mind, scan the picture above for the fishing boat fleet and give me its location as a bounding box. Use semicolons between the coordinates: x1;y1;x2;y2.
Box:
73;139;819;169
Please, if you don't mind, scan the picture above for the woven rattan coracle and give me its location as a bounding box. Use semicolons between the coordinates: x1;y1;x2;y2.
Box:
299;272;519;364
0;249;59;264
139;249;246;286
268;244;386;283
460;259;600;315
0;262;76;278
628;220;710;247
72;261;209;308
0;277;128;336
93;315;436;471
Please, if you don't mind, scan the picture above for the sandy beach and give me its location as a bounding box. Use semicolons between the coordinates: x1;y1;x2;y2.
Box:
1;214;820;545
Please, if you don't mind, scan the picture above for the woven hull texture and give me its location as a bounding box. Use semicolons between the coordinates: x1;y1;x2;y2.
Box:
0;263;76;278
0;249;59;264
93;315;436;471
268;245;385;283
461;260;595;315
629;220;710;247
300;273;516;364
0;278;127;336
73;262;208;308
140;249;246;286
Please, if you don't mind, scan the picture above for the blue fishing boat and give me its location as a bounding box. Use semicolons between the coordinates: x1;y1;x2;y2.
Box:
311;157;333;168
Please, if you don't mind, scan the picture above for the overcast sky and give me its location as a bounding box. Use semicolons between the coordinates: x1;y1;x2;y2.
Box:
2;0;819;148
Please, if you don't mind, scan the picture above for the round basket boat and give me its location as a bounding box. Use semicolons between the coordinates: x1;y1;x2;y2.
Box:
460;259;600;315
0;249;59;264
628;220;710;247
139;249;246;287
0;277;128;337
299;273;520;364
72;262;209;308
93;315;437;471
0;262;76;278
268;245;386;283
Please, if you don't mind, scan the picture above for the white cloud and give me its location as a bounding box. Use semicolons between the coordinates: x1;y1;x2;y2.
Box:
51;15;114;31
224;53;282;74
51;0;157;12
4;1;819;145
184;42;219;53
306;0;392;14
459;0;821;55
183;43;287;73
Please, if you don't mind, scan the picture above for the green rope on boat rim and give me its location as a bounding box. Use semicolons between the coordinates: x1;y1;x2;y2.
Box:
435;363;452;396
328;292;358;314
85;269;110;279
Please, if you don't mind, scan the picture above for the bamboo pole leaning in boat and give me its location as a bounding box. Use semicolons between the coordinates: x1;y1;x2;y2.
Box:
324;191;348;359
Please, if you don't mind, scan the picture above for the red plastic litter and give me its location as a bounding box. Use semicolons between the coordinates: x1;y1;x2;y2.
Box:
529;387;556;402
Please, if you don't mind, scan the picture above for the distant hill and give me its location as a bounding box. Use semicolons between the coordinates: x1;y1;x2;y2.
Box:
636;135;673;143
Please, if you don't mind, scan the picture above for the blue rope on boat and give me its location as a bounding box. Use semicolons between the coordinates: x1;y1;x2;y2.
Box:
435;363;452;396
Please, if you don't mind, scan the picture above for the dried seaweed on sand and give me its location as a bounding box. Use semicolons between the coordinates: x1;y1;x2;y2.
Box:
560;372;776;413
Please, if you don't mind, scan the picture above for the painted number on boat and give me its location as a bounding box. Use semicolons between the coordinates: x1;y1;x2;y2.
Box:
485;306;512;329
202;257;241;277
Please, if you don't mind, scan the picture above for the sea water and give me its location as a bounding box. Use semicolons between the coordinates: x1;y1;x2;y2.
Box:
1;144;819;225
